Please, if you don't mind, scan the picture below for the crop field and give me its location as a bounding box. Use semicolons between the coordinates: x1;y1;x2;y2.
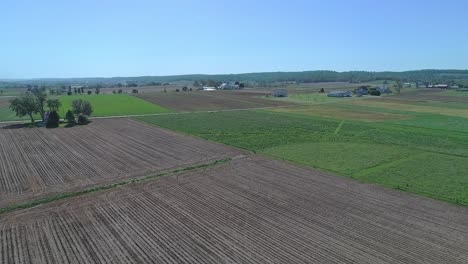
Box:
393;89;468;103
269;104;411;122
441;90;468;97
59;94;169;117
139;104;468;204
0;119;242;208
135;90;295;112
1;155;467;264
268;93;345;104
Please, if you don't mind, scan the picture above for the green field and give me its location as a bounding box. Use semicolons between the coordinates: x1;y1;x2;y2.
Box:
59;94;169;117
0;94;169;122
138;107;468;205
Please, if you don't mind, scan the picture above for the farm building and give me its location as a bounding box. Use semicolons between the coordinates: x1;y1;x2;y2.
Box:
272;89;288;97
378;85;392;94
219;83;240;90
202;87;216;91
327;91;352;97
355;87;368;95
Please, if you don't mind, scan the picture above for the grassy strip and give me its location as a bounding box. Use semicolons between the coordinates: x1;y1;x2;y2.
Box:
0;158;232;215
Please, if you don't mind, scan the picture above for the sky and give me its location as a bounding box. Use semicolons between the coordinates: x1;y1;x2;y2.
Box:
1;0;468;78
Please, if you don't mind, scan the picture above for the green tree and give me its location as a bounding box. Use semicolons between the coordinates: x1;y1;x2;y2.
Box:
46;111;60;128
9;94;39;123
46;99;62;112
65;110;76;125
395;79;403;95
33;91;47;120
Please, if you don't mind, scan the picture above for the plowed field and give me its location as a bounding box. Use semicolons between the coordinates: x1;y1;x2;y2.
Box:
1;156;467;263
0;119;241;208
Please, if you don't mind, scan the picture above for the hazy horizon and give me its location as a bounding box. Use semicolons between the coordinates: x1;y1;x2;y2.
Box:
2;0;468;78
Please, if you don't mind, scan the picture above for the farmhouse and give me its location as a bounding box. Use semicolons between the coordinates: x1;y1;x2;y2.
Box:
355;87;368;95
219;83;240;90
327;91;352;97
272;89;288;97
378;85;392;94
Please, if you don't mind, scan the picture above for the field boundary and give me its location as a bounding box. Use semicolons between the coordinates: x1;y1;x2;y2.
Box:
0;157;237;215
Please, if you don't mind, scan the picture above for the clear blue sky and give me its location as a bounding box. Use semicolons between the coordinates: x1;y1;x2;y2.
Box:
1;0;468;78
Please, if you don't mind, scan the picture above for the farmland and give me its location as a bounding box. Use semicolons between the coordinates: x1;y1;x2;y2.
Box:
0;119;242;208
1;155;467;263
135;90;294;112
1;86;468;263
138;92;468;205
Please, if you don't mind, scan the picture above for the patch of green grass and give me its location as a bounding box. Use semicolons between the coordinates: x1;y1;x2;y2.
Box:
263;142;419;175
59;94;169;117
0;107;31;122
354;153;468;205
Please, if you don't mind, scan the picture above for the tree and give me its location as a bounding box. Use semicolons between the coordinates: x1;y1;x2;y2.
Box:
87;90;92;95
77;115;89;125
182;86;188;92
9;94;39;123
65;110;76;125
95;88;100;95
395;79;403;95
33;91;47;121
46;99;62;112
320;88;325;93
46;111;60;128
72;99;93;116
118;89;123;94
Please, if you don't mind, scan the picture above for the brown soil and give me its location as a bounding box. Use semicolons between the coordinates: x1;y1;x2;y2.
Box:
135;90;296;112
0;118;242;208
1;155;467;263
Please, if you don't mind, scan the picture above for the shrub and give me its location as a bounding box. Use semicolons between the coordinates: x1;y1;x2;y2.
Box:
320;88;325;93
65;110;76;125
118;89;123;94
182;86;188;92
87;90;92;95
369;89;381;96
67;91;72;96
175;89;180;92
77;115;89;125
46;111;60;128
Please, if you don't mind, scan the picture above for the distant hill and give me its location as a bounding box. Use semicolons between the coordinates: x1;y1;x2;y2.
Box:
2;69;468;87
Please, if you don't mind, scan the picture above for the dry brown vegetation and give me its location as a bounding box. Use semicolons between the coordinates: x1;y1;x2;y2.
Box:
0;119;242;208
1;155;468;263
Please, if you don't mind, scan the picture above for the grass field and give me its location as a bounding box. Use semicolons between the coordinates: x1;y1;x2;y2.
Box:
59;94;169;117
441;90;468;97
138;107;468;205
